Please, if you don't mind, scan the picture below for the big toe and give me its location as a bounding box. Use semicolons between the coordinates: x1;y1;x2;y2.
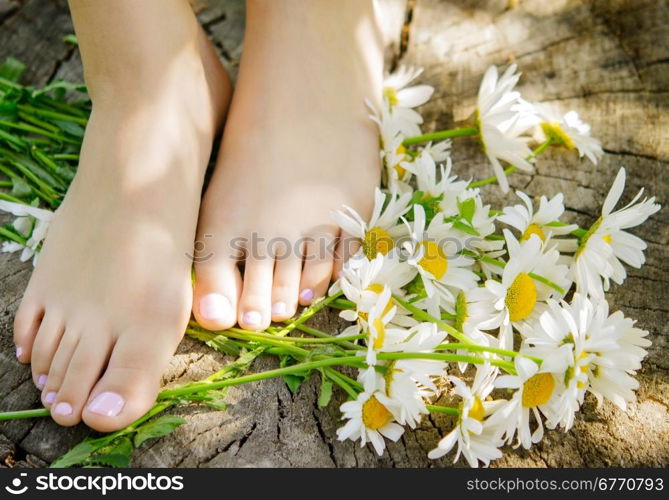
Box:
81;328;179;432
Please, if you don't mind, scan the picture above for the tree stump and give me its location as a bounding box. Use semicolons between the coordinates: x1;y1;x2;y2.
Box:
0;0;667;468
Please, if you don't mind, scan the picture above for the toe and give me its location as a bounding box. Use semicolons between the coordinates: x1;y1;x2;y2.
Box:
238;253;274;331
13;297;43;363
30;311;65;389
299;230;337;305
48;334;113;427
41;329;80;410
82;327;179;432
271;245;302;322
333;231;360;280
193;256;242;331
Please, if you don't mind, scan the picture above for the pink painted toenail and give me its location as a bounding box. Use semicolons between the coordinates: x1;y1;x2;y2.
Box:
54;402;72;416
15;346;22;359
37;374;47;389
87;391;125;417
300;289;315;302
272;302;288;317
45;392;57;404
242;311;262;327
200;293;231;320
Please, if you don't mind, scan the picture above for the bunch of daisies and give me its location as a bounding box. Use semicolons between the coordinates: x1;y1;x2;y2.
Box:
330;64;660;465
0;64;661;468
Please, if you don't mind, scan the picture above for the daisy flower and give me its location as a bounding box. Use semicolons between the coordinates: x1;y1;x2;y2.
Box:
476;64;537;192
383;66;434;110
487;352;570;450
572;167;660;298
367;322;448;428
470;230;571;350
403;205;479;308
499;191;577;241
0;200;54;264
381;66;434;137
428;363;505;467
333;253;416;331
336;384;404;456
333;187;411;260
537;106;603;164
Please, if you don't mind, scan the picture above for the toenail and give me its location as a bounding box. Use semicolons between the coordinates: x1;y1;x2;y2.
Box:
44;392;57;404
54;402;72;416
15;346;22;359
87;391;125;417
242;311;262;327
200;293;231;320
272;302;288;317
300;289;315;302
37;374;47;389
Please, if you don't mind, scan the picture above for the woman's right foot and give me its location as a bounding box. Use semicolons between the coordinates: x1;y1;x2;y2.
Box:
13;2;231;432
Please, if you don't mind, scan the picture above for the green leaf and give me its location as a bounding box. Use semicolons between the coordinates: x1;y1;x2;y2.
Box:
0;58;26;83
52;119;85;138
452;219;480;236
10;177;32;198
458;198;476;224
317;371;333;407
88;438;134;468
283;374;304;394
133;415;186;448
50;440;97;468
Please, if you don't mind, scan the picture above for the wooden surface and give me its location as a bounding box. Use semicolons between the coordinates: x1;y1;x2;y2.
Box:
0;0;667;467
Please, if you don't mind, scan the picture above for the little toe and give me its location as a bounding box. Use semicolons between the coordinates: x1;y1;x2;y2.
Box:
271;250;302;322
82;328;178;432
13;297;43;363
238;254;274;331
48;334;112;427
299;231;337;305
193;256;242;331
30;312;65;389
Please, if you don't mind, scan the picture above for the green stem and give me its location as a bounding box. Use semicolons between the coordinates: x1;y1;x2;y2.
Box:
403;126;478;146
0;191;27;204
0;120;79;145
0;226;27;245
376;352;515;373
291;324;364;351
158;356;365;400
223;327;365;345
437;343;542;363
528;272;566;296
392;296;472;344
469;138;553;188
17;104;88;126
0;408;50;421
426;404;460;416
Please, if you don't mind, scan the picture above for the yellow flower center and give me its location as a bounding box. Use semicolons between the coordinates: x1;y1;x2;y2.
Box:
540;121;575;150
394;144;407;178
522;373;555;408
521;223;546;242
602;234;612;244
372;317;386;349
358;283;394;323
363;227;394;260
505;273;537;322
468;396;485;421
383;86;399;107
362;395;393;430
418;241;448;279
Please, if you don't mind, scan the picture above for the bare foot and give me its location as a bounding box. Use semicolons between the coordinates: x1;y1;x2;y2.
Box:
13;5;231;432
192;0;384;331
